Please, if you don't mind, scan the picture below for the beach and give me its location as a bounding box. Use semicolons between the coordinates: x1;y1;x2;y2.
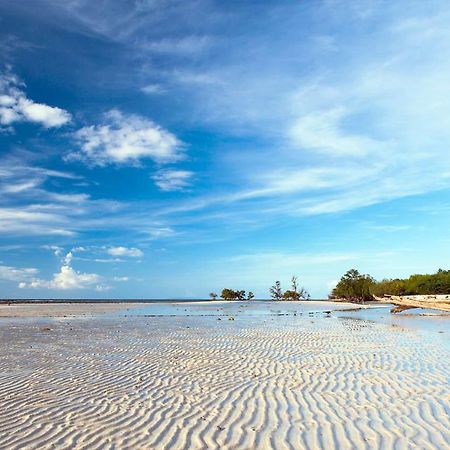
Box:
0;301;448;450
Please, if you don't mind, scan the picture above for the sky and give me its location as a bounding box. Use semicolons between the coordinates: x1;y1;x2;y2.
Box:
0;0;450;299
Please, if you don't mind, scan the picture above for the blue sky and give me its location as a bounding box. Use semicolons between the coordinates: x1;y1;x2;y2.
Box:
1;0;449;298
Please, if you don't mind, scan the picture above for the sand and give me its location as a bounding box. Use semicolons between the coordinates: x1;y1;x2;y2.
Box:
374;294;450;312
0;302;147;318
0;301;448;450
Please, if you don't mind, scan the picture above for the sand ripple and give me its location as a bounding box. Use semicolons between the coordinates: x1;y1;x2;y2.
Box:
0;313;448;449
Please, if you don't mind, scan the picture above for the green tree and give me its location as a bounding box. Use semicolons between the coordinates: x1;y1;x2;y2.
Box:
247;291;255;300
220;288;247;300
333;268;450;300
221;288;237;300
209;292;218;301
270;281;283;300
331;269;375;303
371;279;406;297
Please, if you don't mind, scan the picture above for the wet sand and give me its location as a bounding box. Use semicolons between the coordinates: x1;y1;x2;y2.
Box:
0;301;448;449
0;302;152;318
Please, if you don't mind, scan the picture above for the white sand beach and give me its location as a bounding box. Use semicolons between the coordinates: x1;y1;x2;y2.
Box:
0;301;448;450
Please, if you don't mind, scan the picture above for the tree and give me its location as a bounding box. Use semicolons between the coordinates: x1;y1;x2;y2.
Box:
331;269;375;303
370;269;450;296
371;279;406;297
209;292;218;301
220;288;247;301
283;275;310;300
221;288;237;300
270;281;283;300
247;291;255;300
283;290;300;301
291;275;298;293
332;268;450;301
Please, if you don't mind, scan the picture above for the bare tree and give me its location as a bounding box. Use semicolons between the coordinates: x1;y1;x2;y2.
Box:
283;275;310;300
291;275;298;293
270;281;283;300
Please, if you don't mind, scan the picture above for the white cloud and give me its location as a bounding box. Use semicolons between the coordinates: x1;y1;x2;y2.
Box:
152;169;193;191
0;71;71;128
21;265;100;290
93;258;124;263
71;109;182;166
95;284;112;292
63;251;73;265
171;71;221;86
17;98;71;127
0;264;38;281
139;35;212;55
19;253;104;291
141;83;165;94
113;276;129;282
107;246;143;258
289;107;381;157
147;227;175;238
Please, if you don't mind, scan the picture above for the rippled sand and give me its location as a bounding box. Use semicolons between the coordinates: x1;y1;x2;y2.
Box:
0;302;448;449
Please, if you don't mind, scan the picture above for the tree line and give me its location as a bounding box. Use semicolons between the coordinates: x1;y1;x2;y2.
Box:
330;268;450;303
209;275;310;301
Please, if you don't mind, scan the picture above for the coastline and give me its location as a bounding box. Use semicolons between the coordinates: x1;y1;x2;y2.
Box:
0;299;380;318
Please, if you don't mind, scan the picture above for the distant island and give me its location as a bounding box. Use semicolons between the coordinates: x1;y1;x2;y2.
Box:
210;275;310;301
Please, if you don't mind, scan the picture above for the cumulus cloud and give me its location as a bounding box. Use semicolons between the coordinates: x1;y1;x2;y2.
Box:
0;71;71;128
71;109;182;166
152;169;193;191
107;246;143;257
19;252;105;290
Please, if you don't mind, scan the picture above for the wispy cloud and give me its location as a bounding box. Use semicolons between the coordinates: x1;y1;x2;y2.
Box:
138;35;212;55
106;246;143;258
141;83;165;94
147;227;175;239
0;264;38;281
152;169;193;191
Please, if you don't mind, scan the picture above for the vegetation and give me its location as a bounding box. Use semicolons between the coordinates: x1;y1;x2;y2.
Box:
330;269;375;303
209;292;218;300
371;269;450;296
269;281;283;300
220;288;247;301
330;268;450;302
271;276;310;301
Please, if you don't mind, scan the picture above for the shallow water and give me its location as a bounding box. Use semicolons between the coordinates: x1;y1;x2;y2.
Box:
107;300;371;318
